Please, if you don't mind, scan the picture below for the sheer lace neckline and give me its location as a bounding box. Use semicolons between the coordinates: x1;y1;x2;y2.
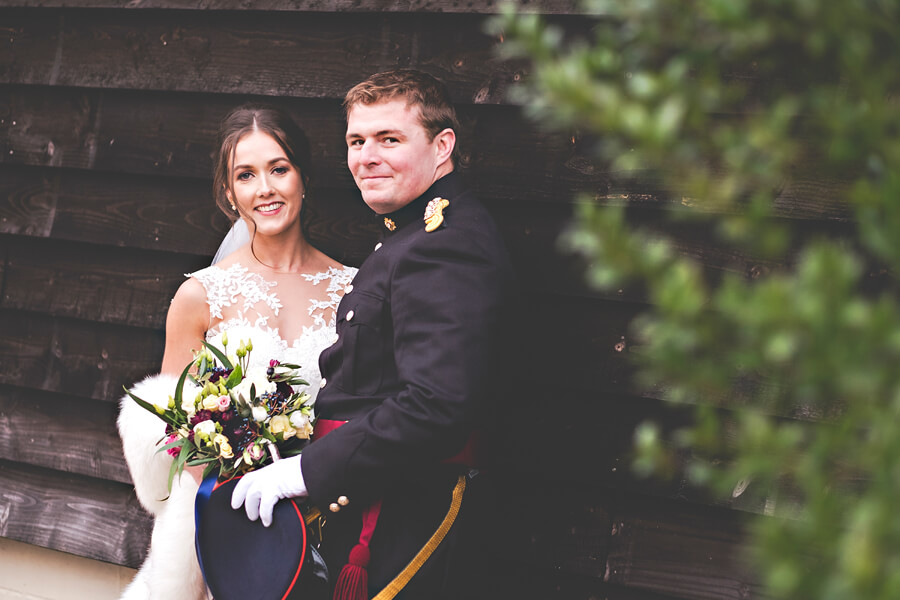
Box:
188;262;356;350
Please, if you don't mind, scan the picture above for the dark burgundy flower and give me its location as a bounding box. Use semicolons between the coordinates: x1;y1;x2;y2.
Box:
190;410;214;426
208;366;233;383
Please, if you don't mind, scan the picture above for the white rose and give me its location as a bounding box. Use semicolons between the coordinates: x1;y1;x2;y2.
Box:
251;405;269;422
193;419;216;439
289;411;313;439
233;367;276;405
289;411;310;429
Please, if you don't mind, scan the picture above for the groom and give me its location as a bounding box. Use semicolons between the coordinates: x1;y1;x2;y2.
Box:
233;69;513;598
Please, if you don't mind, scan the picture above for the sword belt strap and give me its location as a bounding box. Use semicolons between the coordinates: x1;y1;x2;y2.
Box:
372;475;467;600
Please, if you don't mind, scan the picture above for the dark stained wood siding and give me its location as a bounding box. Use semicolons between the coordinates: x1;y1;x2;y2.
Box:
0;2;820;598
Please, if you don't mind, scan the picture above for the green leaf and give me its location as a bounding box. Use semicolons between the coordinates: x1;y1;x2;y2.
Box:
167;440;194;494
225;362;243;388
123;386;180;429
172;359;193;412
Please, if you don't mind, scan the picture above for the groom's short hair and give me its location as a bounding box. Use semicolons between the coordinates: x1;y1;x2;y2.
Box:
343;69;461;167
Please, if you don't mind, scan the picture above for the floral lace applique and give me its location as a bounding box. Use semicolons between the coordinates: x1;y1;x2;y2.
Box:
191;263;281;322
188;263;357;347
301;266;356;332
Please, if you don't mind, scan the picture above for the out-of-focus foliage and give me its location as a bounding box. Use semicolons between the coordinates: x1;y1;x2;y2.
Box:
490;1;900;598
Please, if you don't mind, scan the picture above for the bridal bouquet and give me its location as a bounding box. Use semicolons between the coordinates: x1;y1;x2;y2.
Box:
125;335;314;490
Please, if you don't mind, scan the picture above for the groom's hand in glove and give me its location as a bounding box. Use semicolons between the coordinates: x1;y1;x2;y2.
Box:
230;454;307;527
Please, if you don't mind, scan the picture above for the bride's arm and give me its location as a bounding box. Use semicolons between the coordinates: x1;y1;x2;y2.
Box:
118;278;209;513
160;278;210;375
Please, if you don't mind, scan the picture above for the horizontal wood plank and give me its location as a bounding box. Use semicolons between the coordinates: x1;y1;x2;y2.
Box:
0;459;152;567
1;236;207;329
0;384;131;483
0;0;582;12
0;309;164;402
605;495;765;600
1;9;525;102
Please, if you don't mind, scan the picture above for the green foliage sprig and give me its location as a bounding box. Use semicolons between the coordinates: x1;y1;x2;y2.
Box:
491;1;900;597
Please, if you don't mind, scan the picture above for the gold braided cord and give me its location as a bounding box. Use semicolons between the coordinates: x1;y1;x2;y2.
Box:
304;506;322;525
372;475;467;600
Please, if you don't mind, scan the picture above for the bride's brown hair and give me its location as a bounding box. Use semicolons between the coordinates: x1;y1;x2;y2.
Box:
212;104;314;239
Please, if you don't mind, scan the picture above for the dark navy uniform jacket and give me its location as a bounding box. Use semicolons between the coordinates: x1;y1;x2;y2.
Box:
301;171;513;596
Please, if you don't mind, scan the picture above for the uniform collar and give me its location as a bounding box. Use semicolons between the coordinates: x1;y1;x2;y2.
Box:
379;171;463;235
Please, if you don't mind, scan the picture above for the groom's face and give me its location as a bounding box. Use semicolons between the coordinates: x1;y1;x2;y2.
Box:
345;99;450;215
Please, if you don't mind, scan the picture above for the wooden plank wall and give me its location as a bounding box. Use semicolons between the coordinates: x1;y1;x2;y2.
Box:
0;2;824;598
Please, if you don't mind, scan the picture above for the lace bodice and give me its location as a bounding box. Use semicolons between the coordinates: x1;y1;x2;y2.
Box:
187;263;357;403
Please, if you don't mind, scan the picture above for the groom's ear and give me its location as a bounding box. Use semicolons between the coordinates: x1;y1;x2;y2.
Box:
433;128;455;167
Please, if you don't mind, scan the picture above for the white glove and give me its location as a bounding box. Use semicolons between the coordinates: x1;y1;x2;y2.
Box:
231;454;307;527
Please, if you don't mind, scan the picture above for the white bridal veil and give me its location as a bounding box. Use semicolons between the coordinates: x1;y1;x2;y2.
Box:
212;219;250;264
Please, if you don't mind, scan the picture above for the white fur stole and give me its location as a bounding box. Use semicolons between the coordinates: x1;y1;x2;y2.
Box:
117;373;208;600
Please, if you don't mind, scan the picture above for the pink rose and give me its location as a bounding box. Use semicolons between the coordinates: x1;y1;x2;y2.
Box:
217;395;231;411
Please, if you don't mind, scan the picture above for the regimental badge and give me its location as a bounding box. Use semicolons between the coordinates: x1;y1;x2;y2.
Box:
383;217;397;231
424;197;450;232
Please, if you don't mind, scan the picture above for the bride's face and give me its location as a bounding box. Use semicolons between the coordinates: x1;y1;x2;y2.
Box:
227;130;305;239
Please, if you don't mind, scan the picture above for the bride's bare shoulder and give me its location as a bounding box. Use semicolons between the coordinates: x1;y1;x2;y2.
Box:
170;277;208;317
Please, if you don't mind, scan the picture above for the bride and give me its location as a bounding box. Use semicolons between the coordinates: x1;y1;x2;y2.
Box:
117;105;355;600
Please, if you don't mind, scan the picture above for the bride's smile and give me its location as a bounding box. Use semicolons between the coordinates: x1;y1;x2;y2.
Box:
255;201;285;214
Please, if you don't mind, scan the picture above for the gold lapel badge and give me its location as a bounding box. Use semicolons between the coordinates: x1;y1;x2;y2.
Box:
424;198;450;232
384;217;397;231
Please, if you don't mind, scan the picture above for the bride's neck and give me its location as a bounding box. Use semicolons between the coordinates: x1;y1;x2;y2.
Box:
248;232;318;274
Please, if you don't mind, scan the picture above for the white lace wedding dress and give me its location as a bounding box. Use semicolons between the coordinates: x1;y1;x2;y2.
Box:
117;262;356;600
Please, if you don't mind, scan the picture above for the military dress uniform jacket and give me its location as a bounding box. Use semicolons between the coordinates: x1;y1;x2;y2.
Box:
301;172;513;597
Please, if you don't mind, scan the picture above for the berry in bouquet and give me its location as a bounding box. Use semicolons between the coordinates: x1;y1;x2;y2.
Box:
124;334;314;491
